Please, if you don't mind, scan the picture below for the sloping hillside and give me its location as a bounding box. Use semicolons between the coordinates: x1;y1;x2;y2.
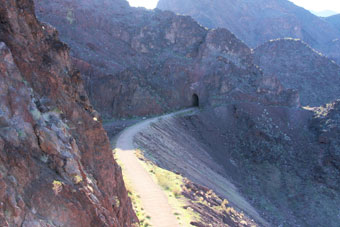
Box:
253;38;340;106
111;108;264;226
135;102;340;226
325;14;340;31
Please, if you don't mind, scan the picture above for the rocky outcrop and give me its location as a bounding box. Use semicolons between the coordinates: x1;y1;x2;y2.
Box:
253;38;340;106
34;0;299;119
311;100;340;171
181;179;259;227
157;0;340;64
0;0;136;226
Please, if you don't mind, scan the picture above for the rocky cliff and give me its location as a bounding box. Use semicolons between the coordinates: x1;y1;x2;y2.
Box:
34;0;299;119
0;0;136;226
253;38;340;106
157;0;340;64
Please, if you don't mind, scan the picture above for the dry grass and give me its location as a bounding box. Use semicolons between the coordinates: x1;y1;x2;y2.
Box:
113;149;151;227
303;102;335;117
52;180;63;195
135;149;200;226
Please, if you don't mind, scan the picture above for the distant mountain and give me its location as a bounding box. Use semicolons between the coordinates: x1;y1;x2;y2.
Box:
311;10;338;17
325;14;340;31
157;0;340;64
253;38;340;106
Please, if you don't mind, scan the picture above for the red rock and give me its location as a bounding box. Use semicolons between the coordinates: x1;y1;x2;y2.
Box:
0;0;136;226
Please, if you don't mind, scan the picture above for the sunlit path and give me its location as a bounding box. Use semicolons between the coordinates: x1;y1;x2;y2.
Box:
114;108;197;227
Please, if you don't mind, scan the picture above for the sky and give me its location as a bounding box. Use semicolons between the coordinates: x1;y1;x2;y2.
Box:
290;0;340;14
127;0;340;13
127;0;158;9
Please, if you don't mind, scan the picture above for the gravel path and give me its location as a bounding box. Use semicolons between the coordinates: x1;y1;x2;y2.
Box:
114;108;196;227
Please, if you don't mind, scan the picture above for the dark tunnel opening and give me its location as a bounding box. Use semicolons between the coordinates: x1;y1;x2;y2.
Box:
192;93;199;107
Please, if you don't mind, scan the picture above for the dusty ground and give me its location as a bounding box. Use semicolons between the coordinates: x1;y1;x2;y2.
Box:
104;118;142;139
112;109;197;227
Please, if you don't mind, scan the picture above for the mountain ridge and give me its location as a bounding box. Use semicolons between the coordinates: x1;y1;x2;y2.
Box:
157;0;340;64
253;38;340;106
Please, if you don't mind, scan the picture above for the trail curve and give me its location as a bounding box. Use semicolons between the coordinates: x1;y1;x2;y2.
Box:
114;108;197;227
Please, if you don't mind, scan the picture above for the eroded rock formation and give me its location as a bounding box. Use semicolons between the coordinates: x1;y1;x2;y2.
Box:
0;0;136;226
157;0;340;64
35;0;299;119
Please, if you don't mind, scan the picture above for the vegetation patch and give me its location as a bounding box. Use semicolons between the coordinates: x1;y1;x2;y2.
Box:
52;180;63;195
135;149;201;226
73;175;83;184
114;152;151;227
66;9;75;24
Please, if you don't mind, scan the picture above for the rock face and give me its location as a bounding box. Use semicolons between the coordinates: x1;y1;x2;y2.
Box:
0;0;136;226
34;0;298;119
253;38;340;106
157;0;340;64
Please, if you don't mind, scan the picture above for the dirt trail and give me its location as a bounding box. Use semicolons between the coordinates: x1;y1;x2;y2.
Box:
114;108;197;227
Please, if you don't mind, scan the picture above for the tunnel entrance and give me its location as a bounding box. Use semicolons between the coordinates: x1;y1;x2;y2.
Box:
192;94;199;107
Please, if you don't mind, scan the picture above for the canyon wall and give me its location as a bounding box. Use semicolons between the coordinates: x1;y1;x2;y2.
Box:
35;0;299;119
0;0;136;225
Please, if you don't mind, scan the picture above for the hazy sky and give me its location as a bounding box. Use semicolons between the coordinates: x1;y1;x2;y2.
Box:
127;0;340;13
127;0;158;9
290;0;340;13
